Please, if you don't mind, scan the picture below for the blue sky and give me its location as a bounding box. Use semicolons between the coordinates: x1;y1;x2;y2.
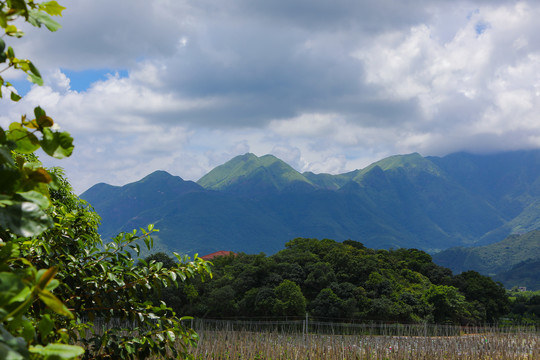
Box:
1;0;540;194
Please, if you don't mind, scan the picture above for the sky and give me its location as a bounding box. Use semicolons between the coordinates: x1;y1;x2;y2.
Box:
1;0;540;194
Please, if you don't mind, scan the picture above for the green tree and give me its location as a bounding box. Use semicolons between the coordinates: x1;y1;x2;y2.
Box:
423;285;469;324
0;2;212;359
450;270;510;323
309;288;343;319
273;280;306;317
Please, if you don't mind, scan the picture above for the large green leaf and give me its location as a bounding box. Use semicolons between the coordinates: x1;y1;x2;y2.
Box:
17;191;50;209
38;289;72;318
27;9;62;32
29;343;84;359
41;128;74;159
7;124;39;154
0;201;52;237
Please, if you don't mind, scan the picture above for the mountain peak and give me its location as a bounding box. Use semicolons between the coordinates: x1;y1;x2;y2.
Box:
140;170;180;182
354;153;442;183
197;153;313;193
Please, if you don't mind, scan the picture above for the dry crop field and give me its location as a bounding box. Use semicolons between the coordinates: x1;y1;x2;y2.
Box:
187;323;539;359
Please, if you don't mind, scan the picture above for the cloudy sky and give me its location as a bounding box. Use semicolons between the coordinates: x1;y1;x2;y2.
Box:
1;0;540;193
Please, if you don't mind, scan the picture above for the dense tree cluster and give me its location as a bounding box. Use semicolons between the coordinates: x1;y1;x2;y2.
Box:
507;290;540;323
149;238;510;325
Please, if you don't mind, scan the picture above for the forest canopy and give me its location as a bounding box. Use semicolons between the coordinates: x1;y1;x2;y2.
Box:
148;238;512;325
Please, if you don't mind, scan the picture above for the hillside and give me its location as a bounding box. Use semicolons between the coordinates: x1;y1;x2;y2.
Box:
432;230;540;275
81;150;540;256
493;258;540;290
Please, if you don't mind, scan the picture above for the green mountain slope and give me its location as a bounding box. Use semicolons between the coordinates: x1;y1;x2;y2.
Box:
197;153;314;194
432;230;540;276
302;170;358;190
81;150;540;261
82;171;204;251
354;152;443;181
493;258;540;290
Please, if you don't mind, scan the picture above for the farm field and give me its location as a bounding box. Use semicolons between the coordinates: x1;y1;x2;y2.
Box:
187;321;539;360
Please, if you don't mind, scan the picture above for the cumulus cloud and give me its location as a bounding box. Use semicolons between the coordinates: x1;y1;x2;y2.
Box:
3;0;540;193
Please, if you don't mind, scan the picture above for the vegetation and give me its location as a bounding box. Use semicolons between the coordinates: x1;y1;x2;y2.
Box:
495;258;540;291
507;289;540;323
187;322;539;360
148;238;512;325
0;2;211;359
433;230;540;281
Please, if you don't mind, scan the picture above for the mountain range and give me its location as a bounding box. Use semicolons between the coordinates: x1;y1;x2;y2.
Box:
433;230;540;290
81;150;540;257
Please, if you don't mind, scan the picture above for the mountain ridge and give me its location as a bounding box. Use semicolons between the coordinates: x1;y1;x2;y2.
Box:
81;150;540;257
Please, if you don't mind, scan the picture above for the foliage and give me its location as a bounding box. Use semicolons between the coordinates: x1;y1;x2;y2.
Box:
506;289;540;323
156;238;510;325
273;280;306;317
0;1;212;359
449;270;510;323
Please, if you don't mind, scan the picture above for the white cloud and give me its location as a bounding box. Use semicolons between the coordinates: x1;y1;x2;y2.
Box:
4;0;540;193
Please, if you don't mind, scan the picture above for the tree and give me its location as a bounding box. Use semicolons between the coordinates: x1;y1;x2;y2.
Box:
0;2;212;359
450;270;510;323
273;280;305;317
309;288;343;319
423;285;469;324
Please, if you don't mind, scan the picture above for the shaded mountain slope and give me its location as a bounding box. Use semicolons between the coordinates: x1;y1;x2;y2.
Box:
81;151;540;257
432;230;540;276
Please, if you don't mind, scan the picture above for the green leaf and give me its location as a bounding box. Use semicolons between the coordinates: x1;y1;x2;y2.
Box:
6;0;28;12
34;106;46;119
38;290;73;318
41;128;74;159
37;116;53;129
21;319;35;343
0;201;52;237
27;73;43;86
10;92;21;102
8;287;31;305
37;315;54;339
7;124;40;154
17;191;50;209
39;1;66;16
27;9;62;32
29;343;84;359
5;24;24;38
0;38;5;53
28;62;41;78
0;11;7;28
0;146;15;166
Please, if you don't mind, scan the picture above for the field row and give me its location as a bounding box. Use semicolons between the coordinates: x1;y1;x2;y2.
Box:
187;329;539;359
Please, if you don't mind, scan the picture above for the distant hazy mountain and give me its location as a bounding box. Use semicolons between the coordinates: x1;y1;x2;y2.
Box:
493;258;540;290
81;150;540;257
432;230;540;289
432;230;540;275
